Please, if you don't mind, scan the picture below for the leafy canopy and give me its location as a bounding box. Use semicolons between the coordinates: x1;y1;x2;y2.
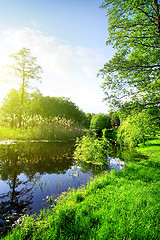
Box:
8;48;43;89
99;0;160;109
117;110;157;148
5;48;43;127
0;89;88;128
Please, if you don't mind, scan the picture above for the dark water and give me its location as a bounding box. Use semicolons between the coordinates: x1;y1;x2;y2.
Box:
0;140;125;236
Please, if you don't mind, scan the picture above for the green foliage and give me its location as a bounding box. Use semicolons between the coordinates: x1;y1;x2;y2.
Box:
32;95;88;126
107;110;120;128
83;113;92;128
6;48;43;127
117;110;157;148
0;89;88;128
99;0;160;113
90;113;110;136
101;128;116;142
9;48;43;86
0;89;30;127
0;88;88;140
3;136;160;239
74;134;109;165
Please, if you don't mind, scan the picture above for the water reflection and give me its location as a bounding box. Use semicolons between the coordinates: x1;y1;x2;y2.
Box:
109;145;141;163
0;141;76;236
0;141;127;236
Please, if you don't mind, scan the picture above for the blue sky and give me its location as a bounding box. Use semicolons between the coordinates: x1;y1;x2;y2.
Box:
0;0;114;113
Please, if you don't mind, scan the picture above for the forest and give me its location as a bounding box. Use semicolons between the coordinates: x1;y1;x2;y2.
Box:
1;0;160;239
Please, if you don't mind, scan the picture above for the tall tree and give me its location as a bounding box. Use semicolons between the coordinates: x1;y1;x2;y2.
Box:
99;0;160;111
7;48;43;127
0;89;31;127
0;89;21;127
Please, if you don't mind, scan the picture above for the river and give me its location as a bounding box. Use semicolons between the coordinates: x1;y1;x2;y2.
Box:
0;140;125;237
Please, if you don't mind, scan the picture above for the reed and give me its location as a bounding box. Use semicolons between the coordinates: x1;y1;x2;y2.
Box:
0;115;86;140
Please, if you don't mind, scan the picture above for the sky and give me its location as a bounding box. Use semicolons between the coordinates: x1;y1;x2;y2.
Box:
0;0;114;114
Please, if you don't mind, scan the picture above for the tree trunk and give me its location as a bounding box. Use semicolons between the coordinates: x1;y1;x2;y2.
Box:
19;63;25;128
143;134;145;145
154;0;160;38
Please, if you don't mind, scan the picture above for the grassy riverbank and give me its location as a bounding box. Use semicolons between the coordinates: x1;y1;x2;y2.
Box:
2;136;160;239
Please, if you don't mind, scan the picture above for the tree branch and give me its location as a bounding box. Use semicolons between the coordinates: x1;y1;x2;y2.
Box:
137;7;157;23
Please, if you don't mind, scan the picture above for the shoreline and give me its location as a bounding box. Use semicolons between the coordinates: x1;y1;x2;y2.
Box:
2;136;160;239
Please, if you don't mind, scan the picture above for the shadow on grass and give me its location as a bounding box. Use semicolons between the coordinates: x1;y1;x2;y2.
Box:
117;153;160;183
110;146;147;163
146;143;160;147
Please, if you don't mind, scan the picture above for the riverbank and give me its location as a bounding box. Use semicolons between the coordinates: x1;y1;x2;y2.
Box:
2;136;160;239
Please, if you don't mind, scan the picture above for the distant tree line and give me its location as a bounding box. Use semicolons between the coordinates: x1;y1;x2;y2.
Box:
0;89;91;128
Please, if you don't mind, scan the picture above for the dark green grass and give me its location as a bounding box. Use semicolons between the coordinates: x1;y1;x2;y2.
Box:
2;137;160;239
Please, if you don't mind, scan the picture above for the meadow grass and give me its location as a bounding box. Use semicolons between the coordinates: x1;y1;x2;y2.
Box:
2;136;160;239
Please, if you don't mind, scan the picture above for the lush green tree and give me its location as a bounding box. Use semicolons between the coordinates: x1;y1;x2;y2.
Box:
27;89;43;116
0;89;29;127
0;89;88;128
83;113;92;128
7;48;43;127
99;0;160;112
28;94;88;126
90;113;110;136
0;89;20;127
117;110;157;148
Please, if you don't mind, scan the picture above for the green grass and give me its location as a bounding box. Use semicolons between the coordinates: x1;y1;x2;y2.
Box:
2;136;160;239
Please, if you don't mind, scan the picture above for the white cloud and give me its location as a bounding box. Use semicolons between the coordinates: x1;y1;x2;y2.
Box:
0;27;109;113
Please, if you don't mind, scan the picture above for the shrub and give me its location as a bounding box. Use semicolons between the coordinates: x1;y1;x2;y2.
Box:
74;134;109;165
90;114;110;136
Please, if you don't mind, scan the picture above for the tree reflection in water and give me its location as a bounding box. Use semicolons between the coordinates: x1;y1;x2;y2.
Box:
0;141;75;236
0;141;127;236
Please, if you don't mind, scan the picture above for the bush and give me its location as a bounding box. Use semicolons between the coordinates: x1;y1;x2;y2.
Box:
74;134;110;165
90;114;110;137
117;110;157;148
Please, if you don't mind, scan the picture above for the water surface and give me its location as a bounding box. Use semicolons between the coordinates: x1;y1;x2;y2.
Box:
0;140;124;236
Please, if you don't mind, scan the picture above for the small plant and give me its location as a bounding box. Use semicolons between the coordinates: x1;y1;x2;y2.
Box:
46;196;53;205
